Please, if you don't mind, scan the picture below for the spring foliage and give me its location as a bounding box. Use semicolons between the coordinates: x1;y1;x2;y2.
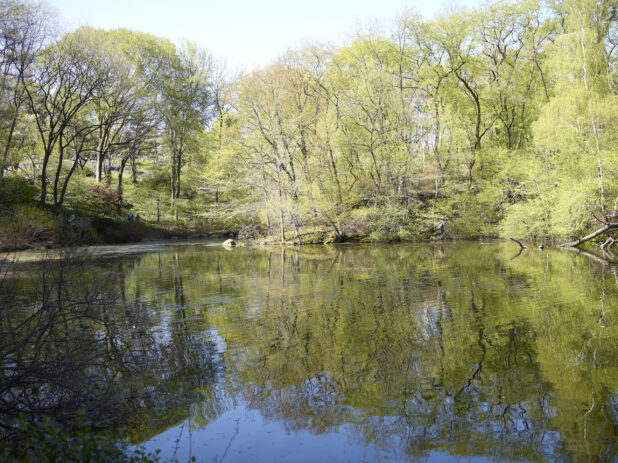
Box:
0;0;616;242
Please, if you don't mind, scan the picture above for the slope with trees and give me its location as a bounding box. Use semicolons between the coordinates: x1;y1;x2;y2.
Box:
0;0;616;250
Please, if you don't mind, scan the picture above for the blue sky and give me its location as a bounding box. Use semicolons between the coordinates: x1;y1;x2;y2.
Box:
46;0;482;70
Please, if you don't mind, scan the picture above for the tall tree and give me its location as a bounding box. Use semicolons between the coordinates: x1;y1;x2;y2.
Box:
89;28;164;185
0;0;51;178
533;0;617;241
159;42;212;204
24;28;111;206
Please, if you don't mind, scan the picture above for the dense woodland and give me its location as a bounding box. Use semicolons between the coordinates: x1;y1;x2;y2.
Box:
0;0;617;247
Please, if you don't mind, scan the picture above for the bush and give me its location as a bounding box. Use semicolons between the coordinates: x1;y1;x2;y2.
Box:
0;205;58;250
549;178;598;239
140;168;169;190
342;208;374;237
88;186;132;218
438;188;503;240
202;207;259;234
78;227;103;245
0;177;38;208
79;164;96;178
343;204;421;242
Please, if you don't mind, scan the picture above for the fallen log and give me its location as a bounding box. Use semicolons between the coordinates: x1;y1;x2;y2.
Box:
557;223;618;248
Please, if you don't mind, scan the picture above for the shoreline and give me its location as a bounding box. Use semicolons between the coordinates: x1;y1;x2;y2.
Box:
4;234;616;268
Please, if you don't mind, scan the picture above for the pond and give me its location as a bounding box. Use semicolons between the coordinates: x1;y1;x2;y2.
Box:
2;242;617;462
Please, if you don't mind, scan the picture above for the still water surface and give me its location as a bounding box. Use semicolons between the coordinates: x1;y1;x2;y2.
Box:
7;242;618;462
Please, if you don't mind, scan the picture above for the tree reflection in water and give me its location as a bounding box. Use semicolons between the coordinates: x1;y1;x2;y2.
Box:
0;248;223;443
2;243;617;461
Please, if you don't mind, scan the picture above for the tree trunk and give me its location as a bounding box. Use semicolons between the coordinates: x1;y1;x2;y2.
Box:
279;208;285;243
52;140;65;206
324;213;343;239
118;155;129;191
328;146;342;204
58;155;81;206
131;156;137;184
95;134;104;183
170;153;177;205
39;150;51;206
292;213;300;244
54;140;64;206
1;108;19;179
175;151;182;199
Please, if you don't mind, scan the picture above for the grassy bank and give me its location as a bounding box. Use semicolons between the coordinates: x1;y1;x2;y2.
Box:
0;174;236;251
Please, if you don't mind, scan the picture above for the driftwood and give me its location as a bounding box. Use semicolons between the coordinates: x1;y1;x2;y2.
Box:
509;237;527;249
557;223;618;248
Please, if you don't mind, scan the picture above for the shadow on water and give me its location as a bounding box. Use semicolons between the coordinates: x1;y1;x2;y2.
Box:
2;242;617;461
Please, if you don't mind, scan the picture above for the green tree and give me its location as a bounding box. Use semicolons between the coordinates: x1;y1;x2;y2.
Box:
0;0;50;179
530;0;617;241
159;42;212;205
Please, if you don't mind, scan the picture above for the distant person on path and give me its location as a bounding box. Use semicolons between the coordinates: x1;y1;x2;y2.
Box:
128;212;134;221
135;213;141;222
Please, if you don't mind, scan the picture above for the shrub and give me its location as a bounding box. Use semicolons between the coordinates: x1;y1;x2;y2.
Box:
0;205;58;250
438;188;504;240
88;186;132;218
549;178;598;239
0;177;38;208
80;164;96;177
343;204;421;242
140;168;169;190
78;227;103;245
343;208;374;237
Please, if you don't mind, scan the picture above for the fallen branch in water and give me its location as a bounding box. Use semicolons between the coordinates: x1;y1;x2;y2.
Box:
509;237;526;249
557;223;618;248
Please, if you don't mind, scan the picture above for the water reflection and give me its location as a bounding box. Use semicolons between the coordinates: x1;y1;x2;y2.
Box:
3;243;617;461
